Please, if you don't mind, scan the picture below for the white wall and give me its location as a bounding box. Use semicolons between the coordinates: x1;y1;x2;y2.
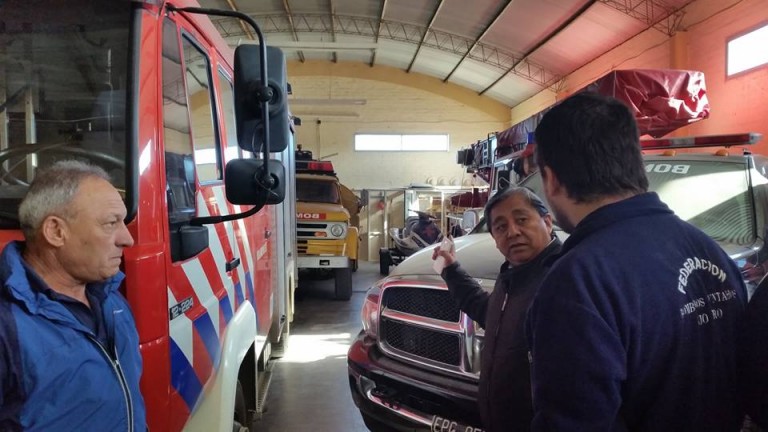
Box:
288;62;511;190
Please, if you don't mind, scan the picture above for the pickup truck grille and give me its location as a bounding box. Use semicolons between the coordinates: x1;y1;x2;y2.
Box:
378;283;481;379
382;320;462;366
383;286;460;322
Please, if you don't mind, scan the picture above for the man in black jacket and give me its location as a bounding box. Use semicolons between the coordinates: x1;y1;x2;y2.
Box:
432;186;561;432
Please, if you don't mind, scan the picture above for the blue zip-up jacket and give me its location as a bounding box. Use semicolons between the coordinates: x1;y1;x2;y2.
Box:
0;241;146;431
526;193;747;431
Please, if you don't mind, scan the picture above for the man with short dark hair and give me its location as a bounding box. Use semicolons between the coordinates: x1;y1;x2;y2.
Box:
433;186;561;432
526;92;746;431
0;160;145;431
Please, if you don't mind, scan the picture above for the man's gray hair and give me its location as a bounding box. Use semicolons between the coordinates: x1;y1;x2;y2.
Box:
18;160;111;240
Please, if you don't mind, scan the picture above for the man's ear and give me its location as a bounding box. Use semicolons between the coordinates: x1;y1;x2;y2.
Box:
541;166;563;199
40;216;68;248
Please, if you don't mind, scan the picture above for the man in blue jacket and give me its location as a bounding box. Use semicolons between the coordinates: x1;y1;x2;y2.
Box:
0;160;145;431
526;92;746;431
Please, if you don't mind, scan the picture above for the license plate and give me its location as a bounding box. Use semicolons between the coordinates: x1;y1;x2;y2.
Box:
430;415;485;432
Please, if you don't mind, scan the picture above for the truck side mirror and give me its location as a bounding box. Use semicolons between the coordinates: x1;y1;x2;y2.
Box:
234;45;290;153
496;170;512;190
225;158;286;205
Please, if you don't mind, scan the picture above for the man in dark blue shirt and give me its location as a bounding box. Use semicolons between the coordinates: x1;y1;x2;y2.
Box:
526;93;746;431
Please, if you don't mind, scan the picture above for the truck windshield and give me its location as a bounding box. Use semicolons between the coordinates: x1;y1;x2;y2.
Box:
0;0;132;226
515;158;757;247
297;178;341;204
645;159;756;246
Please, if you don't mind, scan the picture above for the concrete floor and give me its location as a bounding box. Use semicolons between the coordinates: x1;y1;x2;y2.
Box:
252;261;382;431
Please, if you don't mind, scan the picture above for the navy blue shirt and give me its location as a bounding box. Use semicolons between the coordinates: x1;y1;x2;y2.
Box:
21;260;109;346
526;192;747;431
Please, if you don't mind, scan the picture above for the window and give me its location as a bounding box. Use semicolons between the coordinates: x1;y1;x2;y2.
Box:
162;19;196;227
296;178;341;204
218;69;241;163
727;23;768;76
182;36;220;182
355;134;449;152
0;0;131;227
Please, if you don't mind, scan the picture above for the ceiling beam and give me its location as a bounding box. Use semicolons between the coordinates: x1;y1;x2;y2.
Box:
283;0;305;62
406;0;445;73
480;0;596;95
598;0;694;36
224;13;561;88
370;0;387;67
443;0;514;82
225;0;254;40
330;0;338;63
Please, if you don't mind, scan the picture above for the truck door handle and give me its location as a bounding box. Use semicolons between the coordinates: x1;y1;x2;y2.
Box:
226;258;241;272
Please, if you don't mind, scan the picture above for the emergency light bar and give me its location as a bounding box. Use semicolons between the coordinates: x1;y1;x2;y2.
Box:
640;133;762;150
296;159;335;174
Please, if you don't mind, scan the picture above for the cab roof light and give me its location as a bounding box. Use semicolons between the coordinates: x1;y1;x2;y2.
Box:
296;159;335;174
640;132;762;150
714;149;729;156
662;150;677;156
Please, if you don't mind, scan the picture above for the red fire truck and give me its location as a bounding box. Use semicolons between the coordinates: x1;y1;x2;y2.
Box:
0;1;296;430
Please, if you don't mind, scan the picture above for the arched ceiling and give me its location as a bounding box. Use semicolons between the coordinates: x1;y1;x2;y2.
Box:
198;0;695;107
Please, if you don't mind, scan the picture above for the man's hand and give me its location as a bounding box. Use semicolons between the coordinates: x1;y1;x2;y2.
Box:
431;236;457;267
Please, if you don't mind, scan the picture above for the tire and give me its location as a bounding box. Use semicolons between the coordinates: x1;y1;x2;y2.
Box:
379;248;391;276
233;380;250;432
334;267;353;301
352;259;359;272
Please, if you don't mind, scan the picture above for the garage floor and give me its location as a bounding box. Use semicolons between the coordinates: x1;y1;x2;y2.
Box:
252;261;381;431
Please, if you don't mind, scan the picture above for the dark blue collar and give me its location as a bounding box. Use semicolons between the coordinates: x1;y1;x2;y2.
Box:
559;192;672;256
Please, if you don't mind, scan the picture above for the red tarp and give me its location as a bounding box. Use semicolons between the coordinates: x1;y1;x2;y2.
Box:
583;69;709;138
496;69;710;151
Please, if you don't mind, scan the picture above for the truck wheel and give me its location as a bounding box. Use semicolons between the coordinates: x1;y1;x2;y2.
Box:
379;248;391;276
233;380;250;432
351;259;358;272
334;267;353;301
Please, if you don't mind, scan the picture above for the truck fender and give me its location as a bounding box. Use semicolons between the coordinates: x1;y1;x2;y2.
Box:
346;226;360;260
180;302;257;431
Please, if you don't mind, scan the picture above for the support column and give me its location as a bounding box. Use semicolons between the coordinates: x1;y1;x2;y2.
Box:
670;30;689;69
25;86;37;182
0;72;8;184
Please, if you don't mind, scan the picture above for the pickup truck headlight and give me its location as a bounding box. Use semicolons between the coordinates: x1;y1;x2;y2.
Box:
361;285;382;338
330;223;346;238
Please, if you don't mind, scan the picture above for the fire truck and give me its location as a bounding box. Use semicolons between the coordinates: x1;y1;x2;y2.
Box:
295;148;359;301
0;1;296;431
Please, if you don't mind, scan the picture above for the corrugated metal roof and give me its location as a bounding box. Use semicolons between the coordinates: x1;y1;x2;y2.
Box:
199;0;696;107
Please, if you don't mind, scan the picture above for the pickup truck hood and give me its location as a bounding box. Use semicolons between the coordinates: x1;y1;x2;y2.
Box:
391;233;505;280
388;232;758;285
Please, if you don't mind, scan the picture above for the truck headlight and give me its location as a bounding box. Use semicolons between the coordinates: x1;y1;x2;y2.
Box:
330;223;345;237
361;285;382;338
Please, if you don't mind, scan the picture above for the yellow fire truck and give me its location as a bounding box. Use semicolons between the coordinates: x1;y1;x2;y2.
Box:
295;151;359;300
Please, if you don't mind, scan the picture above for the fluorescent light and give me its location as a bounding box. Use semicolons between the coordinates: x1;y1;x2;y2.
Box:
290;98;367;106
242;41;378;52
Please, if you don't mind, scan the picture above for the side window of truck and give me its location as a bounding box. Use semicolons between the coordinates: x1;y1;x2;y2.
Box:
182;36;222;183
162;18;196;233
217;69;241;162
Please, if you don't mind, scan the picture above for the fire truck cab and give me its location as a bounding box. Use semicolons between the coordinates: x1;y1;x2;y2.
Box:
0;1;296;430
